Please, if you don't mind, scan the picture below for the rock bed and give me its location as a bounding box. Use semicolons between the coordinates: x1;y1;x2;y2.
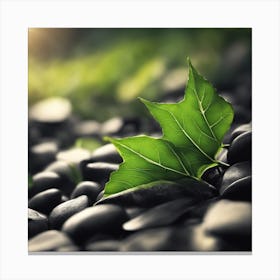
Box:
28;81;251;252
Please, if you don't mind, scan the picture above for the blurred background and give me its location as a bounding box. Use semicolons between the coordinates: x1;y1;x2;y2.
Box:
29;28;251;120
28;28;251;174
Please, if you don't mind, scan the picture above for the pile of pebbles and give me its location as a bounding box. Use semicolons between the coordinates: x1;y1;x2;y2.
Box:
28;75;252;252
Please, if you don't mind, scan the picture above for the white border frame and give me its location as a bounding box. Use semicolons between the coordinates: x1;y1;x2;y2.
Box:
1;0;280;279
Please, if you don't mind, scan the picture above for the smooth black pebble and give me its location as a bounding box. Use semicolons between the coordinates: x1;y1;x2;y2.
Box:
29;171;61;198
83;162;119;185
28;188;62;215
49;195;89;229
227;131;252;164
62;204;128;244
230;122;251;141
221;176;251;201
46;160;77;196
203;200;252;237
71;181;102;203
220;161;251;201
90;143;122;164
29;141;58;173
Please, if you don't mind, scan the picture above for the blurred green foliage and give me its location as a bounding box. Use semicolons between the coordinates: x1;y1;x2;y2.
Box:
74;137;102;152
28;28;251;121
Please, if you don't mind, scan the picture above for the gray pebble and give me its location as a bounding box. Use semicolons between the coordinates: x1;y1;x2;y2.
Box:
29;141;58;172
49;195;89;229
227;131;252;164
71;181;102;203
121;227;176;251
62;204;128;244
83;162;119;184
220;161;251;195
56;147;91;166
29;97;72;124
221;176;251;201
91;143;122;164
101;117;123;136
230;122;251;141
29;171;61;198
28;188;62;215
45;160;77;196
29;230;73;252
74;120;101;137
203;200;252;236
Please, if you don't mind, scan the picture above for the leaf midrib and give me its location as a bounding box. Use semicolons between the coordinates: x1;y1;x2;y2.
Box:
115;141;190;177
156;105;216;163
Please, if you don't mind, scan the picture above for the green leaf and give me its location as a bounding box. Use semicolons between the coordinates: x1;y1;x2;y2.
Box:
104;59;234;195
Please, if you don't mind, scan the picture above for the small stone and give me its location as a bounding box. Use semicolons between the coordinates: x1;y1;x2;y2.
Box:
49;195;89;229
45;160;76;196
29;171;62;198
230;122;251;141
46;160;72;178
175;224;233;251
28;188;62;215
74;120;101;137
203;200;252;236
29;141;58;173
83;162;119;185
91;144;122;164
28;230;73;252
85;240;121;251
121;227;176;251
101;117;124;136
71;181;102;203
220;161;251;195
62;204;128;244
123;198;199;231
29;97;72;124
56;147;91;166
28;208;48;239
227;131;252;164
221;176;251;201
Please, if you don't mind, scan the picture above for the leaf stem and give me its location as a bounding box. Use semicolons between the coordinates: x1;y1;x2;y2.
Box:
216;160;230;168
222;143;230;149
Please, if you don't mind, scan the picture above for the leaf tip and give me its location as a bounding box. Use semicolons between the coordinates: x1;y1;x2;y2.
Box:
187;57;194;73
138;96;149;104
103;136;113;143
138;96;154;109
